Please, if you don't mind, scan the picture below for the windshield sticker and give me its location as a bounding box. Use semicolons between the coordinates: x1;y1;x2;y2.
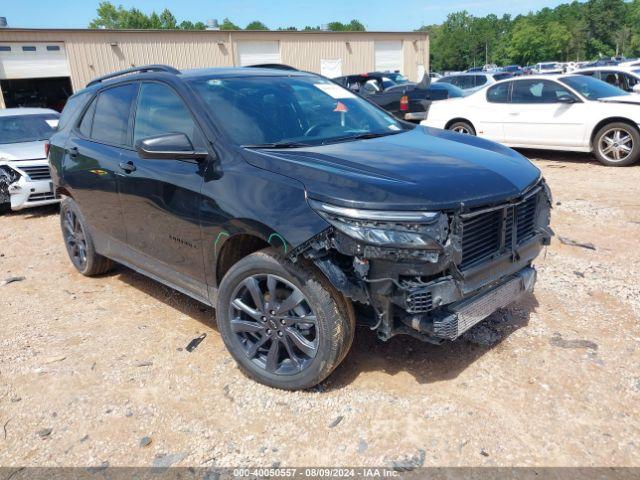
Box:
333;101;348;113
314;83;356;99
388;124;401;131
46;119;59;128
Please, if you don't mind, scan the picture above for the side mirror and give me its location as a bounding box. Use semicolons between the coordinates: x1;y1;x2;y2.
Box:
557;95;576;104
633;84;640;94
135;133;208;161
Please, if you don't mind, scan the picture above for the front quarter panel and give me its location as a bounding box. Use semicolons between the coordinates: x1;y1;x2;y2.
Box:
200;148;330;290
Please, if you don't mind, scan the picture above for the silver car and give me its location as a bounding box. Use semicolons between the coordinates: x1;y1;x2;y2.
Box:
0;108;60;212
435;72;513;93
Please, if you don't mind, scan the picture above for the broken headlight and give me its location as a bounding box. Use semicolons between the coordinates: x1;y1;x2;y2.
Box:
308;199;448;249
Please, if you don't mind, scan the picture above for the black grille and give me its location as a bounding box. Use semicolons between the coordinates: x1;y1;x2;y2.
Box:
460;192;539;270
406;289;433;314
28;192;57;201
20;165;51;180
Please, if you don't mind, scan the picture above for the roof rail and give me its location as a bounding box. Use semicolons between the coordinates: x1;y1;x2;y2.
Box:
86;64;180;87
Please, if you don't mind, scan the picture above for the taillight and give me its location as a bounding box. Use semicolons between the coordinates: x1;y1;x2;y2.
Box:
44;142;50;158
400;95;409;111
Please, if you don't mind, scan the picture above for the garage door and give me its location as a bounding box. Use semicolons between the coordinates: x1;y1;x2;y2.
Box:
236;41;280;67
0;42;70;79
374;41;403;73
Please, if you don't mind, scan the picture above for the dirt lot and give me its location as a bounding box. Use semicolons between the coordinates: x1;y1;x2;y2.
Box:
1;151;639;468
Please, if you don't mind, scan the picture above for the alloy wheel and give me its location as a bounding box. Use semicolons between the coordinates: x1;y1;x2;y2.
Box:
229;274;318;375
453;126;471;135
599;128;634;163
62;208;88;269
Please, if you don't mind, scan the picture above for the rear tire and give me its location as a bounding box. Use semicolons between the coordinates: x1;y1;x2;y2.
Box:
448;120;476;136
216;248;354;390
592;122;640;167
0;202;10;215
60;198;114;276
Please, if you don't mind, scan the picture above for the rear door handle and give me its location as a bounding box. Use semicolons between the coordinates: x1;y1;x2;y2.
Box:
67;146;79;158
118;161;136;173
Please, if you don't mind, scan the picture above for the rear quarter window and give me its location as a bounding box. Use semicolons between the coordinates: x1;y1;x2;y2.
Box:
58;92;91;130
487;82;511;103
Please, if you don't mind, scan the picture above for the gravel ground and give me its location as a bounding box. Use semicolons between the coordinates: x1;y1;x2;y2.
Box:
1;151;639;468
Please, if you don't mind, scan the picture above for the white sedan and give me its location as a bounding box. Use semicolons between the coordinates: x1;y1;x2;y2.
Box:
421;75;640;166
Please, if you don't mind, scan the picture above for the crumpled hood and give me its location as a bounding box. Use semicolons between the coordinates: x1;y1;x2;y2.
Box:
242;127;541;210
598;95;640;105
0;141;47;162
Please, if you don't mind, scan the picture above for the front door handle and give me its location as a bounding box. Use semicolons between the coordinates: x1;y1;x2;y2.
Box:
118;161;136;173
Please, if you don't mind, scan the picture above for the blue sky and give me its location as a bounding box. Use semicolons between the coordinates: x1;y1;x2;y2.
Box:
4;0;572;30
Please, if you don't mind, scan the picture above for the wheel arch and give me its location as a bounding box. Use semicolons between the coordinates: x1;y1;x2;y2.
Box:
590;117;640;147
213;221;292;286
445;117;476;131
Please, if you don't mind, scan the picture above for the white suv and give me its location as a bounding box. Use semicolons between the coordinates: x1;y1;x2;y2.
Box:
0;108;60;212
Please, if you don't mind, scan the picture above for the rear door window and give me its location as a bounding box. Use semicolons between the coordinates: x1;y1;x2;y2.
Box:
133;82;204;147
90;83;138;146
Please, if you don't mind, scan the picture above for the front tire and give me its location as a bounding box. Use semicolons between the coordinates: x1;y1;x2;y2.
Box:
60;198;114;276
593;122;640;167
447;120;476;136
216;249;354;390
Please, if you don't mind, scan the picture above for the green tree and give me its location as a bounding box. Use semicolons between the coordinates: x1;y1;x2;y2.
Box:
159;9;177;29
220;17;241;30
245;21;269;30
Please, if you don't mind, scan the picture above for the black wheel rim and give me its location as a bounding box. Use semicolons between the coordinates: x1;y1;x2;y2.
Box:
62;208;88;270
229;274;318;376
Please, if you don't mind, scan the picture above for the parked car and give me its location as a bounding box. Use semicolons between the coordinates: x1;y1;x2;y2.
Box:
333;73;431;121
535;62;563;74
0;108;60;212
49;65;552;389
573;66;640;94
422;74;640;166
620;59;640;68
435;72;513;93
502;65;524;76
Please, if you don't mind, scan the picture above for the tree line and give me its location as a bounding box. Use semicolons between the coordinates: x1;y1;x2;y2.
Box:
89;0;640;70
422;0;640;71
88;2;365;32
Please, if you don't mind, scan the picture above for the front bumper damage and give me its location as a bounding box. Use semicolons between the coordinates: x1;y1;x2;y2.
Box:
293;181;553;343
0;162;60;211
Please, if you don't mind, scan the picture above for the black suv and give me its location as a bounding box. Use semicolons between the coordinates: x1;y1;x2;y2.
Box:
49;65;552;390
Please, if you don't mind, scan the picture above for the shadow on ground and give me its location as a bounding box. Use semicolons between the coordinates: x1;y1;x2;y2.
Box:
328;293;537;389
517;148;600;166
103;263;539;389
3;203;59;219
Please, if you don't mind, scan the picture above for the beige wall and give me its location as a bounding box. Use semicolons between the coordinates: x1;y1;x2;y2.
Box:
0;29;428;96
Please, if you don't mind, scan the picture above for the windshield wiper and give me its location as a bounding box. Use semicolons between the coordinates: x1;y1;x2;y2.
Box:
321;130;403;145
243;141;312;149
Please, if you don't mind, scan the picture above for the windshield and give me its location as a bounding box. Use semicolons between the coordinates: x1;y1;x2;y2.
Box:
540;64;557;70
189;75;405;147
560;75;629;100
0;114;59;144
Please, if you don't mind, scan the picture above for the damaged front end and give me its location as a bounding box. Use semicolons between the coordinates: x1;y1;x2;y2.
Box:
292;181;553;343
0;163;22;207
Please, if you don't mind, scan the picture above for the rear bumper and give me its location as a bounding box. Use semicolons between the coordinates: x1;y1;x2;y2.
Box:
404;111;428;121
9;177;59;210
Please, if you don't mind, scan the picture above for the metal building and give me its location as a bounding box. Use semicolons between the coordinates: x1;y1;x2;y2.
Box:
0;28;429;110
